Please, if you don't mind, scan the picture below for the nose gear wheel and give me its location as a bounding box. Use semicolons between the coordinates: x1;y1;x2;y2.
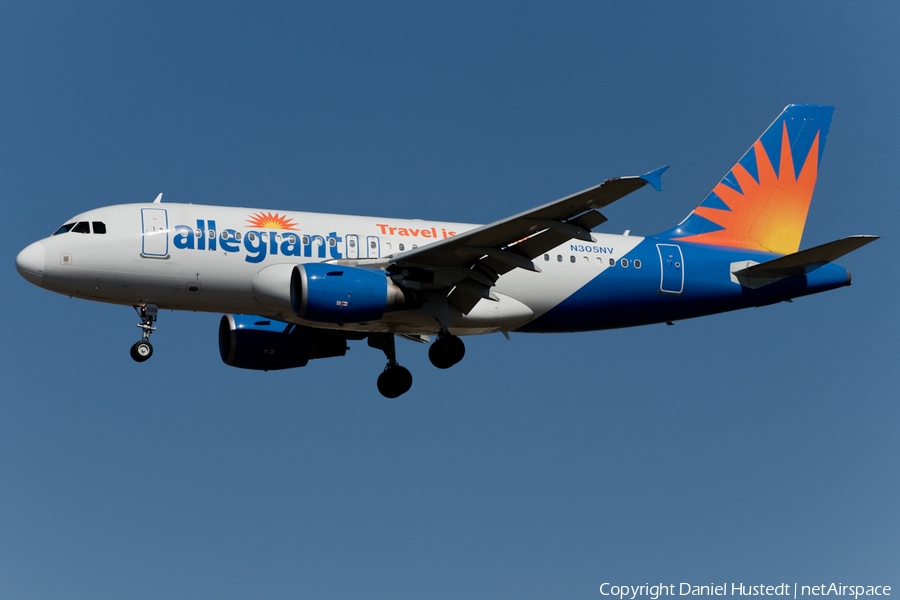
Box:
130;340;153;362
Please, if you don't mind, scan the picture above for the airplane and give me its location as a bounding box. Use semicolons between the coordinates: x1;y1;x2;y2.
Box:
15;104;878;397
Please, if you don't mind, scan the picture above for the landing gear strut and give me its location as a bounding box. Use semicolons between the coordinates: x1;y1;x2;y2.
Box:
131;304;158;363
428;329;465;369
368;333;413;398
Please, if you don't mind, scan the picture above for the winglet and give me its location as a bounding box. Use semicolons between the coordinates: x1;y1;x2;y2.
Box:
153;193;163;204
641;166;669;192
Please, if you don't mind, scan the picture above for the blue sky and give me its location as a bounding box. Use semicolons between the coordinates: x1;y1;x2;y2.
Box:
2;2;898;598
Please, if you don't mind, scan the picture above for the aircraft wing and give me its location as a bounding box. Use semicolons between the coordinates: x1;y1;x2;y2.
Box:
388;166;668;312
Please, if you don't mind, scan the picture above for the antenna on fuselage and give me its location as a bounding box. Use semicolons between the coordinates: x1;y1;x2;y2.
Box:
153;193;163;204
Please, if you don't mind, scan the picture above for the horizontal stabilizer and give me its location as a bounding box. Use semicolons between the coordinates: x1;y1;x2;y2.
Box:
734;235;879;282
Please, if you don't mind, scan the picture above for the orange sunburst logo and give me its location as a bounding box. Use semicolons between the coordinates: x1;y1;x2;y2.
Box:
245;211;299;230
676;122;820;255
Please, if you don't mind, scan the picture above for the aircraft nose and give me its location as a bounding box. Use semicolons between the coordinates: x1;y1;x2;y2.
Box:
16;241;45;286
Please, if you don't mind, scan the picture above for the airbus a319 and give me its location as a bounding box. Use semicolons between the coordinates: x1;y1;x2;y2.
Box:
15;105;877;397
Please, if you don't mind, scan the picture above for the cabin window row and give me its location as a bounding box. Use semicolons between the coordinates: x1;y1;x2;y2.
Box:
542;254;641;268
183;231;421;256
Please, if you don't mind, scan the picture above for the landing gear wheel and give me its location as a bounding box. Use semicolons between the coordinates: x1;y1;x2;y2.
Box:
428;334;465;369
377;365;413;398
131;340;153;362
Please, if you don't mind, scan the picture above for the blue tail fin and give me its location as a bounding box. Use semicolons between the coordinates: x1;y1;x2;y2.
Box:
660;104;834;255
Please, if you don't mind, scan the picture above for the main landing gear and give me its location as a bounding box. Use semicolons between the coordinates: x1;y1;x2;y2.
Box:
428;330;465;369
368;333;412;398
130;304;158;363
367;330;467;398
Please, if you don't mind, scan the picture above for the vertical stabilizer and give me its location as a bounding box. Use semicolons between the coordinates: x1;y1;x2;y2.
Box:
660;104;834;255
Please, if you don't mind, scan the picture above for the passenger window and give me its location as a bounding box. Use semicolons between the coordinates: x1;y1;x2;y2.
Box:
609;258;615;266
385;242;393;251
235;232;242;241
582;256;588;264
621;259;628;267
412;244;418;249
544;254;550;261
208;229;216;239
195;229;201;238
262;233;269;242
72;221;90;234
53;223;75;236
570;255;575;263
221;231;230;240
399;243;405;251
247;232;256;242
328;238;336;247
349;239;356;248
557;255;562;262
596;257;603;264
634;259;641;269
92;222;106;234
302;236;309;245
370;241;377;250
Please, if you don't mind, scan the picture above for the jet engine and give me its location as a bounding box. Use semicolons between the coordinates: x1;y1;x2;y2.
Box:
252;263;418;323
218;314;347;370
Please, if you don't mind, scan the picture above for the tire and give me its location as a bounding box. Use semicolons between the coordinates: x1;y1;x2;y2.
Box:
131;341;153;362
377;365;413;398
428;335;465;369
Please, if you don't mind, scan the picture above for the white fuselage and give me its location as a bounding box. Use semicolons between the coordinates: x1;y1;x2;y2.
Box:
20;203;643;335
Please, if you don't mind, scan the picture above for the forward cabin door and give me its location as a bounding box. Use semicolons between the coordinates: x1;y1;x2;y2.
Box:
141;208;169;257
657;243;684;294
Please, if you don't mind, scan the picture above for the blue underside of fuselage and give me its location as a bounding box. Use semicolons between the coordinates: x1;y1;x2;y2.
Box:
517;238;850;333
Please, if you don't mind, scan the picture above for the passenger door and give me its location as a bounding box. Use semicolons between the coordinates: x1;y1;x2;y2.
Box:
657;244;684;294
141;208;169;257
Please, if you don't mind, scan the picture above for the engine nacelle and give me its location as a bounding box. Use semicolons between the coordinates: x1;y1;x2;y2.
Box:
252;263;301;318
251;263;418;324
296;263;417;323
218;314;347;371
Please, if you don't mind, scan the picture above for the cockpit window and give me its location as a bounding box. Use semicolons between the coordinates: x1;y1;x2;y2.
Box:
53;223;75;236
92;221;107;234
72;221;90;234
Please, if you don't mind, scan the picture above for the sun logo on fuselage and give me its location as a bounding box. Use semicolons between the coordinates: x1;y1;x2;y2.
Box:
245;212;299;230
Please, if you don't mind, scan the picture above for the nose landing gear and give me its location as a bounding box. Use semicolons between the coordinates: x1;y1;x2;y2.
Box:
130;304;158;363
428;330;465;369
